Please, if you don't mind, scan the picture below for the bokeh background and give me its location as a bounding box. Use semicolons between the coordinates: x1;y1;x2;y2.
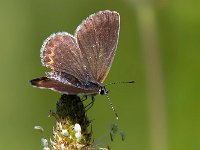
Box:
1;0;200;149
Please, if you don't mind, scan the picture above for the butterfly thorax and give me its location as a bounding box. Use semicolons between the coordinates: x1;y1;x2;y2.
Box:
78;80;108;95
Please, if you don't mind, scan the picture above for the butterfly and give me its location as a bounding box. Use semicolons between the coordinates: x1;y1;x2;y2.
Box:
30;10;120;96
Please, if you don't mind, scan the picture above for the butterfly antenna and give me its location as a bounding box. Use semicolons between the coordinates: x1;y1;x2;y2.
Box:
105;81;135;87
106;94;119;120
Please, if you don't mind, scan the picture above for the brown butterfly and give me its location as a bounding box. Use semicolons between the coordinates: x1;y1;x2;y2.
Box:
30;10;120;96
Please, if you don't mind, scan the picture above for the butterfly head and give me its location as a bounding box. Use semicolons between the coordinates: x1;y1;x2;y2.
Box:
99;86;109;95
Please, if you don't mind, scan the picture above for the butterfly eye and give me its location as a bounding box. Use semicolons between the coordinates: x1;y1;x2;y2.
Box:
99;86;109;95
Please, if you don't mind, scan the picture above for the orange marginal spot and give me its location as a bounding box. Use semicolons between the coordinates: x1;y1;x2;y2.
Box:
48;57;54;64
48;50;55;64
49;50;55;57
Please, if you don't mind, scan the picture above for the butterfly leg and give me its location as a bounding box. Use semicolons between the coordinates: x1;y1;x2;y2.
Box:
85;96;95;111
81;95;88;102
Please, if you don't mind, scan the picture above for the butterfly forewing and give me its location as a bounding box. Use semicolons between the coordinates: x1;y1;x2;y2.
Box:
75;10;120;84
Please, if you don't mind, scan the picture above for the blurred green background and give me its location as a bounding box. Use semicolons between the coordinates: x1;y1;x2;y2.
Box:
1;0;200;149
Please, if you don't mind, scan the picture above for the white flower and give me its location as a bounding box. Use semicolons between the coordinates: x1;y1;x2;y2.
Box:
41;138;48;147
43;147;50;150
75;132;82;142
74;123;81;133
61;129;69;137
60;143;65;150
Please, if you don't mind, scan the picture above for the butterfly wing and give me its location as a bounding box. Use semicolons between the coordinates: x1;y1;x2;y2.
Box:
30;71;99;95
75;10;120;84
41;32;94;81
